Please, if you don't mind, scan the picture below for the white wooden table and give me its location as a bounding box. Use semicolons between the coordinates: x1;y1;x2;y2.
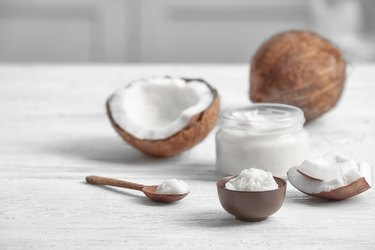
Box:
1;64;374;249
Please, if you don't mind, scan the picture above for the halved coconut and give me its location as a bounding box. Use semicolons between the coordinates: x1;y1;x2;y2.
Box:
107;76;220;157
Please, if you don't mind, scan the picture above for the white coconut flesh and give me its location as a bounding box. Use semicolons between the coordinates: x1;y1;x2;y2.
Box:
288;151;372;194
109;77;214;140
296;151;358;181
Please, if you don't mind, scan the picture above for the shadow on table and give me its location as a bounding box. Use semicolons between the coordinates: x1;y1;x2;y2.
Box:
135;197;182;207
48;135;186;165
49;135;221;181
176;210;272;228
286;191;366;207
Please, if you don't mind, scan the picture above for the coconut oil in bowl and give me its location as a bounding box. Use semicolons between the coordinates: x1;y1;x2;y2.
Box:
216;103;308;178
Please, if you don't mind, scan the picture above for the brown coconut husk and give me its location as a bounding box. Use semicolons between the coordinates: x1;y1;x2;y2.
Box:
250;30;346;122
303;177;370;201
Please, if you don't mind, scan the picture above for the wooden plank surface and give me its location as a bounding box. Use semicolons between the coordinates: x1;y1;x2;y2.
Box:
0;64;374;249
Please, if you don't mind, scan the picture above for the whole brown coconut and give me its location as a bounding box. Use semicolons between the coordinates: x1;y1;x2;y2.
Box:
250;31;346;122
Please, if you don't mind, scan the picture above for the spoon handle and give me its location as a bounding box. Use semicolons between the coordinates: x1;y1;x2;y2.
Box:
86;176;144;191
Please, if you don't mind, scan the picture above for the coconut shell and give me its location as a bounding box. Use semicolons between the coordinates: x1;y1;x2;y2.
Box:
288;172;371;201
250;30;346;122
107;78;220;158
299;177;370;201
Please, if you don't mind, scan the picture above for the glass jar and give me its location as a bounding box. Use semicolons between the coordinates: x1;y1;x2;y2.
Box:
216;103;308;178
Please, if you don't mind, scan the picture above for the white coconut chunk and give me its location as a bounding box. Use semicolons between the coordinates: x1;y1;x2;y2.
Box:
288;165;363;194
109;77;214;140
297;159;336;181
358;161;373;187
296;151;357;181
288;151;372;194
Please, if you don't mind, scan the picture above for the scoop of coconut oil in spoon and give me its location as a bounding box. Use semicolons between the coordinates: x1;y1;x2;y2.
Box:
155;179;190;195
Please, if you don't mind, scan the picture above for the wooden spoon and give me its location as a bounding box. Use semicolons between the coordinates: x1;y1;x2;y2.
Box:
86;175;189;203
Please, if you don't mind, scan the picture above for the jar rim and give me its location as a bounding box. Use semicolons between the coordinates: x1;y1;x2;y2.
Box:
220;103;305;133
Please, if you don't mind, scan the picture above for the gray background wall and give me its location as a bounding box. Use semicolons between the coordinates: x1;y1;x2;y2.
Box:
0;0;374;63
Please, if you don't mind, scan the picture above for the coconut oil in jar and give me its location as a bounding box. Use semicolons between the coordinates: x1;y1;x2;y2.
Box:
216;104;308;178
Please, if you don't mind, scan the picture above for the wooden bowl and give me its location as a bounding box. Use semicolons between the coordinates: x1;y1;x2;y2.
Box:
217;176;287;222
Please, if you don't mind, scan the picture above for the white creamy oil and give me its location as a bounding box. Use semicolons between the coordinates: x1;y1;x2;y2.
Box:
225;168;278;191
216;104;308;178
155;179;189;195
